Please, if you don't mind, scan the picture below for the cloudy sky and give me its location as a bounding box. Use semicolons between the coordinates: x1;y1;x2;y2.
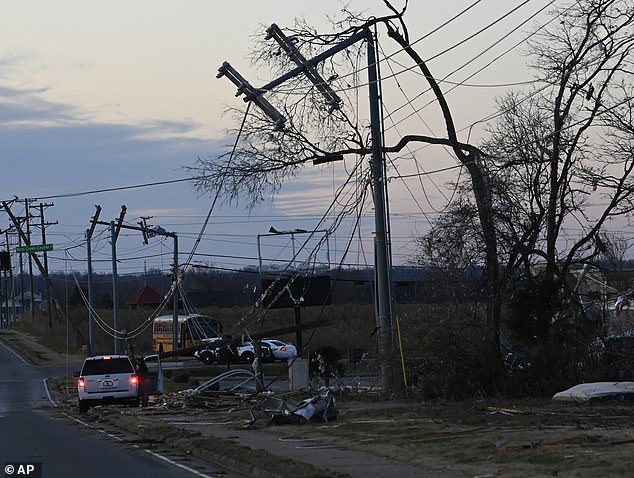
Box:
0;0;557;279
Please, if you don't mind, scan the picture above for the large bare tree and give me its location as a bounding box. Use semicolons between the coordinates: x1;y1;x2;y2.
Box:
420;0;634;352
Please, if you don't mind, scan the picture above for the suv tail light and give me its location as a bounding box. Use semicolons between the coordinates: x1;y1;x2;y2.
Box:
78;377;85;388
130;375;138;385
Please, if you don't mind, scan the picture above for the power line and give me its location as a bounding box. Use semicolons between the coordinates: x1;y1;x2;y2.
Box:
271;0;486;96
383;0;558;130
22;177;197;201
266;0;541;101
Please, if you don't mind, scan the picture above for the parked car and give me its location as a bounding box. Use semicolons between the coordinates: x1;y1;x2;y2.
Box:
236;341;273;364
194;338;224;364
194;340;273;364
261;339;297;361
75;355;139;413
194;347;218;365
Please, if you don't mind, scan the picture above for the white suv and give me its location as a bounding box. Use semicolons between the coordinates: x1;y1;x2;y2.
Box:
76;355;139;413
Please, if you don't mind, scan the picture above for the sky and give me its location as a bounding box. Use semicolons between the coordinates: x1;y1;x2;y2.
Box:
0;0;559;282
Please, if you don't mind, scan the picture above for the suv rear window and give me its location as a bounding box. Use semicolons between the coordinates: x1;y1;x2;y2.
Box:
81;358;133;375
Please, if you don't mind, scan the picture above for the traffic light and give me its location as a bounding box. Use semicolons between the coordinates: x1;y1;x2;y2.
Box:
0;251;10;271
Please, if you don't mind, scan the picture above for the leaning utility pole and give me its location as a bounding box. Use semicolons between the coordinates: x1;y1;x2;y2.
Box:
86;205;102;355
25;199;34;321
36;202;57;329
16;220;25;316
92;211;180;354
111;205;127;354
1;201;65;321
218;25;395;392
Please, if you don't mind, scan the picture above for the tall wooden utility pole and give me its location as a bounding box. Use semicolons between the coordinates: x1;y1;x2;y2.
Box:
92;210;179;354
111;205;127;354
86;205;102;355
36;202;56;329
366;30;394;391
218;25;395;393
25;199;34;321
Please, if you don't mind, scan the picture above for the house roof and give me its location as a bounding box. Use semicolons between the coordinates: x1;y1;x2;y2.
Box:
125;285;163;305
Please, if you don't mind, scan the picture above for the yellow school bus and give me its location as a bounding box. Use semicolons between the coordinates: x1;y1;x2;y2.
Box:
152;314;222;353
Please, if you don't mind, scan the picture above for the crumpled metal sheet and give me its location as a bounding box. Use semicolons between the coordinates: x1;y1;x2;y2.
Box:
254;393;338;425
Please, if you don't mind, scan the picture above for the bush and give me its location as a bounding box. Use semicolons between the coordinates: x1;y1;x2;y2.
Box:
409;316;497;400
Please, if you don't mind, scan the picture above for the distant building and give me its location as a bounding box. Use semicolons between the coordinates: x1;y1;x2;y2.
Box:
125;285;163;309
5;291;44;310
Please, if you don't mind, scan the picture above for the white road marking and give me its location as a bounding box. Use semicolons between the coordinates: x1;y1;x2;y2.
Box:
0;342;30;365
144;450;215;478
63;411;213;476
4;340;214;476
43;378;58;407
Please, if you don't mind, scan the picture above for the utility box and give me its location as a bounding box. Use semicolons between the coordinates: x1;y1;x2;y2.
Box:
289;358;309;391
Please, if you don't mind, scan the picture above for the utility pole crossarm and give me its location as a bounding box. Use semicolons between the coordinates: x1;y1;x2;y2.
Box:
265;23;341;112
94;220;176;238
257;28;368;94
217;62;286;130
217;27;369;132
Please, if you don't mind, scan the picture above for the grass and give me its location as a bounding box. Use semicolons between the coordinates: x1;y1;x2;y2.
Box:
13;318;80;355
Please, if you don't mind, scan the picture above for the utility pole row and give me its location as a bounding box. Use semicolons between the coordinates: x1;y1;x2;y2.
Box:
86;205;179;355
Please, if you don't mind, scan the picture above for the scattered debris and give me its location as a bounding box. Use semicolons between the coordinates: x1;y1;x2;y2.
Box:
553;382;634;402
484;406;526;416
251;393;338;426
180;369;263;397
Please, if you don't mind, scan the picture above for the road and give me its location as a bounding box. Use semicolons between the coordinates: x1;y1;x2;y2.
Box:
0;342;241;478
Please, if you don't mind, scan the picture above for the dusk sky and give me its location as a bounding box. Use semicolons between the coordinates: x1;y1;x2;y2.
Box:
0;0;557;281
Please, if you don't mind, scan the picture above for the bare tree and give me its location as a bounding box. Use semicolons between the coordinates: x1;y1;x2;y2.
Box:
419;0;634;350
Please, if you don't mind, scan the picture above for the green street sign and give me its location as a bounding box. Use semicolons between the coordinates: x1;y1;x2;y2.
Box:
16;244;54;253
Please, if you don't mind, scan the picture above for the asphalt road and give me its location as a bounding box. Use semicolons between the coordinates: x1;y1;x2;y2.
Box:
0;342;238;478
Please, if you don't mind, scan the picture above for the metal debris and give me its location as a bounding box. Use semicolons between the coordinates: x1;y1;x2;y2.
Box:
251;393;338;425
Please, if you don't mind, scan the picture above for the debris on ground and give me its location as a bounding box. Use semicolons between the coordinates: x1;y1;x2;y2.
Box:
552;382;634;402
179;368;263;397
250;393;338;426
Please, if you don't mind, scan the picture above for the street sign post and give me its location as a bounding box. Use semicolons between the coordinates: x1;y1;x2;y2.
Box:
16;244;53;253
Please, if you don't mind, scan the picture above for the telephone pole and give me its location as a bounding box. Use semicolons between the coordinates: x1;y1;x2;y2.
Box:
111;205;127;354
25;200;35;321
218;25;395;393
15;222;25;317
35;202;57;329
0;230;10;328
1;201;68;327
86;205;102;355
91;208;179;354
2;228;18;325
366;30;394;392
